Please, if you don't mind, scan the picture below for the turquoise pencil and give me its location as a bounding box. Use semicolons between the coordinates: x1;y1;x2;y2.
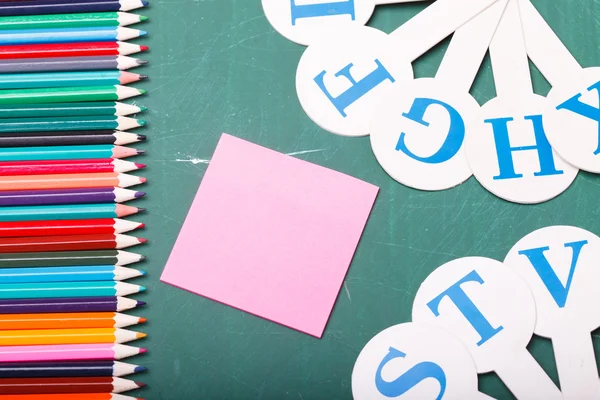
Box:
0;281;145;300
0;204;144;222
0;71;146;90
0;265;145;284
0;116;145;132
0;145;143;161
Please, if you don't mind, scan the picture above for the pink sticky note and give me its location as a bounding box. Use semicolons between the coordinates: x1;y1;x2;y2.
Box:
161;133;378;337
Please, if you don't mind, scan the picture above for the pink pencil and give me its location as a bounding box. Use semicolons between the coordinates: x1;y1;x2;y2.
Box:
0;343;145;363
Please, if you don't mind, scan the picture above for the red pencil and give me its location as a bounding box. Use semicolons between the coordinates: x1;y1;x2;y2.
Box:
0;159;145;176
0;219;144;237
0;234;147;253
0;42;148;60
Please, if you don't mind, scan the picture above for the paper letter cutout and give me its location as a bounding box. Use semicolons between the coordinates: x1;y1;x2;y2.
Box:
396;97;466;164
556;81;600;155
314;60;395;117
290;0;355;25
518;240;588;308
486;115;564;180
375;347;447;400
427;270;504;346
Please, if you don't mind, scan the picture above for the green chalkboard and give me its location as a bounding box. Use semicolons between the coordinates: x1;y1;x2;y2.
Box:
128;1;600;398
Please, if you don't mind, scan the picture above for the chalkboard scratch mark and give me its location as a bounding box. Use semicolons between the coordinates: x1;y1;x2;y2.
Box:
298;393;305;400
286;148;325;156
372;241;461;258
343;282;351;301
175;158;210;164
224;32;272;50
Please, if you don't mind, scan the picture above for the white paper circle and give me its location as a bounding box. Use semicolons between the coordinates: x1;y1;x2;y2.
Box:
466;94;578;204
352;322;480;400
544;67;600;173
412;257;536;373
262;0;377;46
296;25;413;137
504;225;600;336
370;78;475;190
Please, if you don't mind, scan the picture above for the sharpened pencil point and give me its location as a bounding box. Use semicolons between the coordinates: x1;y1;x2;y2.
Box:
136;59;148;65
139;237;148;244
135;191;146;198
140;15;149;21
139;119;147;126
140;75;149;80
136;332;147;339
137;300;146;306
136;149;146;155
140;348;147;354
139;177;147;183
137;135;147;142
140;30;148;36
139;223;146;228
140;286;146;292
140;45;149;51
139;89;147;95
134;365;147;373
135;381;147;388
140;270;147;276
137;207;147;213
140;255;146;261
139;105;148;111
135;162;146;169
142;0;149;5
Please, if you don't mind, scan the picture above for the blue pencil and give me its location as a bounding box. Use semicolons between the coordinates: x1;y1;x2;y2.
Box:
0;265;145;284
0;27;146;45
0;0;148;17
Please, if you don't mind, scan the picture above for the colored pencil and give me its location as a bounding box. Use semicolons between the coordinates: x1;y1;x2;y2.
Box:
0;56;147;73
0;265;145;283
0;132;144;147
0;159;144;175
0;145;143;161
0;327;146;346
0;173;145;191
0;27;146;45
0;360;145;378
0;42;147;59
0;0;148;16
0;219;143;237
0;72;147;90
0;376;144;395
0;102;146;119
0;250;144;267
0;203;144;222
0;188;145;206
0;117;144;132
0;296;145;314
0;343;146;363
0;86;146;105
0;12;147;30
0;312;145;330
0;394;140;400
0;281;145;299
0;234;147;253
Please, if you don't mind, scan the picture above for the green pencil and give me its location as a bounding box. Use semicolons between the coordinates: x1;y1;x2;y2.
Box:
0;12;148;31
0;281;145;300
0;250;145;268
0;86;146;105
0;116;145;132
0;204;144;222
0;102;146;119
0;71;147;90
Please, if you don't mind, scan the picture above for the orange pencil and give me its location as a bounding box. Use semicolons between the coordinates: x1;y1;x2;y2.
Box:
0;312;146;330
0;172;145;191
0;328;146;346
0;394;141;400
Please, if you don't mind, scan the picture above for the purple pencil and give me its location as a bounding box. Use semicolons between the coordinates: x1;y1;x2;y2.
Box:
0;187;145;206
0;296;145;314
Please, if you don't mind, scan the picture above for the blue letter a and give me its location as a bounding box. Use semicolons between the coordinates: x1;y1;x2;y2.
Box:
518;240;588;308
375;347;446;399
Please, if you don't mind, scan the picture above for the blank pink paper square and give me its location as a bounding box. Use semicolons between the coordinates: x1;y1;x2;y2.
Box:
160;133;379;338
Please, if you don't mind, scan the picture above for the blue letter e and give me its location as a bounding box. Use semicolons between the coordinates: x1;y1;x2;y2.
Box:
290;0;355;26
375;347;446;399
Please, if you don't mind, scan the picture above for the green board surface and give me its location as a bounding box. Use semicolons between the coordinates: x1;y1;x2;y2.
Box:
129;1;600;398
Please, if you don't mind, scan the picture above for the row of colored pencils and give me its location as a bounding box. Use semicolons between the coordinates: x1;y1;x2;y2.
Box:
0;0;149;399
